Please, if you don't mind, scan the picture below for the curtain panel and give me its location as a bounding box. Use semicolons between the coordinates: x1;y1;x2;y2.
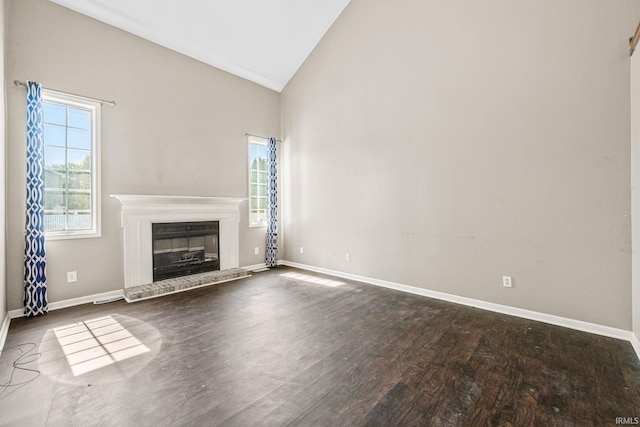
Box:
265;137;278;267
24;81;48;317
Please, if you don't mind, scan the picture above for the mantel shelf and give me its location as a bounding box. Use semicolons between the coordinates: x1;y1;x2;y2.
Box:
110;194;246;208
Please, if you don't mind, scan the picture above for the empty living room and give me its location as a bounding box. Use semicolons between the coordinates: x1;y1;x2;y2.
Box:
1;0;640;425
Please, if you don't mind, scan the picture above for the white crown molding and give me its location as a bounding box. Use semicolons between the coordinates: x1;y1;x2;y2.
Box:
48;0;351;92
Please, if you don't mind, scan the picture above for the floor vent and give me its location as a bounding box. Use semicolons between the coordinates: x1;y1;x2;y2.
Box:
93;296;125;305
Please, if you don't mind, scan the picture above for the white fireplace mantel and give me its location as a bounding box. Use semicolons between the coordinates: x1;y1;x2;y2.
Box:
111;194;246;288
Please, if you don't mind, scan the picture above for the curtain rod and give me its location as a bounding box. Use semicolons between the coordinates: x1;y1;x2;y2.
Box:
245;133;281;143
631;21;640;56
13;80;116;106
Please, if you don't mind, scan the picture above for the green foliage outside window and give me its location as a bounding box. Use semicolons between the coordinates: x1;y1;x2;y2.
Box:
43;100;94;231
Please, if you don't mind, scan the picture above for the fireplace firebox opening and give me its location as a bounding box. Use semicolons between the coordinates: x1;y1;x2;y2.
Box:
152;221;220;281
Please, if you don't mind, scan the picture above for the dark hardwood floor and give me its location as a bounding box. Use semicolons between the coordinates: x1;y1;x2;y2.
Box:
1;266;639;426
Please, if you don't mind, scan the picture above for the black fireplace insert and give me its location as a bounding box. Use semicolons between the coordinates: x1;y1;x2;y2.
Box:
152;221;220;281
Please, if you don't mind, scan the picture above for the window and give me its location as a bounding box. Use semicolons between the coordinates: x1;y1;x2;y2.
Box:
42;91;101;239
248;136;268;227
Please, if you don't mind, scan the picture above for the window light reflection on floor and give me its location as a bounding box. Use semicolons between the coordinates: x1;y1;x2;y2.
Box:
280;272;345;287
53;315;150;377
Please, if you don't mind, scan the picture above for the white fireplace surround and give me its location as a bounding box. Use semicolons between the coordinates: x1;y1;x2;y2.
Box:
111;194;245;288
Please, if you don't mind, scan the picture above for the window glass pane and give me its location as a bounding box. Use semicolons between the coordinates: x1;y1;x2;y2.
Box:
43;103;66;126
67;170;91;191
66;211;92;230
68;149;91;170
44;124;66;148
68;128;91;150
44;169;66;192
44;213;65;232
42;91;100;237
250;144;258;157
68;108;91;130
44;189;66;212
248;139;268;226
67;192;91;213
44;146;66;170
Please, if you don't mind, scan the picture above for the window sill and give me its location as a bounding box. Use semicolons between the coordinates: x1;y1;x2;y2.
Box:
46;230;102;241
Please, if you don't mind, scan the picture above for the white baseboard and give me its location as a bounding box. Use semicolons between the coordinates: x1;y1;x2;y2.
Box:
9;289;125;319
632;332;640;359
280;261;637;349
0;313;10;356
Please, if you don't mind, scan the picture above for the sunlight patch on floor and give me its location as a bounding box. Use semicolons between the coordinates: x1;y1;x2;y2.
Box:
280;272;345;287
53;315;150;376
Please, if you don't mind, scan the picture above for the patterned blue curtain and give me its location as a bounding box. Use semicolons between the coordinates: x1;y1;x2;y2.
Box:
265;137;278;267
24;81;48;317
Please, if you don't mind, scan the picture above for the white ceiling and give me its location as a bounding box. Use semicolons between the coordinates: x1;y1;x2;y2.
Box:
49;0;351;92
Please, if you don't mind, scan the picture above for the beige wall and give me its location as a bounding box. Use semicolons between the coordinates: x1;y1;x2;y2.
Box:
282;0;640;329
633;34;640;342
0;0;7;324
6;0;280;310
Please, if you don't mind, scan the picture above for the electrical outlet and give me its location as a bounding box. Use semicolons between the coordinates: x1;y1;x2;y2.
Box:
299;247;304;254
345;253;350;262
67;271;78;283
254;247;259;255
502;276;512;288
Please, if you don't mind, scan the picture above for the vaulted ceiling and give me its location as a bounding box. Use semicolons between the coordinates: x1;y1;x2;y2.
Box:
49;0;351;92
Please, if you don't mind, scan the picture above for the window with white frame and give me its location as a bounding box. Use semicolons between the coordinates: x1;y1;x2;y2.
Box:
42;91;101;239
248;136;268;227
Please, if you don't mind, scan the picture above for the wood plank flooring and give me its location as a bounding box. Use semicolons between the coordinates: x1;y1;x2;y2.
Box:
1;266;639;426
